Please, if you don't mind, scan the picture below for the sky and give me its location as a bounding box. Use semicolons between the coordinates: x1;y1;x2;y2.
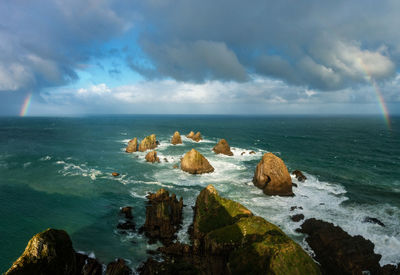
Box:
0;0;399;116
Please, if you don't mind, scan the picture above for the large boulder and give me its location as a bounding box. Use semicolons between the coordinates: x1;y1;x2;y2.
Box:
141;189;183;245
253;153;293;196
212;139;233;156
145;151;160;163
125;138;138;153
138;134;157;152
299;218;383;275
180;149;214;174
171;131;182;145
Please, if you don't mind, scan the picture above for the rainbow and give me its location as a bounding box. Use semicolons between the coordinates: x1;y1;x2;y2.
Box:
20;93;32;117
359;58;391;129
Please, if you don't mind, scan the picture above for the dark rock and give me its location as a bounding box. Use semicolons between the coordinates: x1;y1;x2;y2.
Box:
293;182;298;187
290;206;303;211
212;139;233;156
292;170;307;182
173;164;179;169
141;189;183;245
249;150;256;154
106;258;132;275
117;221;135;231
76;253;103;275
241;152;245;155
120;206;133;220
299;218;382;275
291;214;305;222
164;158;168;162
364;217;385;227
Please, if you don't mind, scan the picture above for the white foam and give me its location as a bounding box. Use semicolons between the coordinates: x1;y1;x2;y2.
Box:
23;162;32;168
55;160;102;180
39;155;52;161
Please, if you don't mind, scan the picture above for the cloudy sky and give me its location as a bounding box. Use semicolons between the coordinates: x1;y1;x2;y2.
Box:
1;0;399;116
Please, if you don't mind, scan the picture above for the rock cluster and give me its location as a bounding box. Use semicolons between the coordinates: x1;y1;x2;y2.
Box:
292;170;307;182
180;149;214;174
253;153;294;196
145;151;160;163
187;131;202;142
138;134;157;152
140;189;183;245
125;138;138;153
171;131;182;145
212;139;233;156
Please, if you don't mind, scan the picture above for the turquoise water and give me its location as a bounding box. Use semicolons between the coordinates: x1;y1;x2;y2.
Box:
0;115;399;272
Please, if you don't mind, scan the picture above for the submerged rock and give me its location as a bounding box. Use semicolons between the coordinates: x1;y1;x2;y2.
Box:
292;170;307;182
141;189;183;245
145;151;160;163
363;216;385;227
299;218;382;275
138;134;157;152
106;258;132;275
125;138;138;153
253;153;294;196
181;149;214;174
212;139;233;156
171;131;182;145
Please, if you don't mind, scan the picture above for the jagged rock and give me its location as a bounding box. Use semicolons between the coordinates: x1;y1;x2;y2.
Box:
253;153;294;196
76;253;102;275
141;189;183;245
249;151;256;154
292;170;307;182
117;221;135;232
171;131;182;145
112;172;120;177
290;206;303;211
363;217;385;227
186;131;195;139
291;214;305;222
138;134;157;152
120;206;133;220
181;149;214;174
145;151;160;163
212;139;233;156
241;152;245;156
192;132;202;142
125;138;138;153
299;218;382;275
106;258;132;275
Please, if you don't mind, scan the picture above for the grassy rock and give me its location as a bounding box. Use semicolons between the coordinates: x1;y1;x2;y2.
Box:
138;134;157;152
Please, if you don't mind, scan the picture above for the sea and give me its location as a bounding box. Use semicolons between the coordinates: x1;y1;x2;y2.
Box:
0;115;399;273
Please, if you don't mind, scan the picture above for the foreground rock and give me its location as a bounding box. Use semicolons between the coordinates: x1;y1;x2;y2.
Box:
299;218;389;275
5;228;103;275
145;151;160;163
253;153;294;196
181;149;214;174
171;131;182;145
125;138;138;153
138;134;157;152
106;258;132;275
141;189;183;245
212;139;233;156
292;170;307;182
141;185;320;274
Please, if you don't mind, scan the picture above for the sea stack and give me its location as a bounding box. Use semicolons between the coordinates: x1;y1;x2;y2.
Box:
139;134;157;152
213;139;233;156
145;151;160;163
171;131;182;145
125;137;138;153
192;132;202;142
253;153;293;196
181;149;214;174
186;131;195;139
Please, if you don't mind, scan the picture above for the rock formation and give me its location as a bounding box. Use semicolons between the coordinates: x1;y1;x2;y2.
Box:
106;258;132;275
291;213;305;222
138;134;157;152
186;131;195;139
292;170;307;182
249;150;256;154
363;216;385;227
125;138;138;153
212;139;233;156
171;131;182;145
117;206;135;232
141;189;183;245
180;149;214;174
299;218;386;275
253;153;294;196
192;132;202;142
76;253;103;275
145;151;160;163
112;172;120;177
120;206;133;220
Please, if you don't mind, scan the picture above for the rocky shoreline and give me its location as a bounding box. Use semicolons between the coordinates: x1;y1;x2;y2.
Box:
5;132;399;274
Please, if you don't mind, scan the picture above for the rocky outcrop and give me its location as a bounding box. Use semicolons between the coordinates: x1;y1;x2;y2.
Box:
120;206;133;220
363;216;385;227
186;131;195;139
117;206;135;232
145;151;160;163
299;218;384;275
141;189;183;245
292;170;307;182
192;132;202;142
125;138;138;153
180;149;214;174
212;139;233;156
171;131;182;145
76;253;102;275
138;134;157;152
291;213;305;222
253;153;294;196
106;258;132;275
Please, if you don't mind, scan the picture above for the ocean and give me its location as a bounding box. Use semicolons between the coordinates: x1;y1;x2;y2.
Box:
0;115;399;272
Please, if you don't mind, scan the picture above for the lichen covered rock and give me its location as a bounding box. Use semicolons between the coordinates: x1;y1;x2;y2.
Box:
181;149;214;174
125;138;138;153
212;139;233;156
145;151;160;163
138;134;157;152
141;188;183;245
253;153;294;196
171;131;182;145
